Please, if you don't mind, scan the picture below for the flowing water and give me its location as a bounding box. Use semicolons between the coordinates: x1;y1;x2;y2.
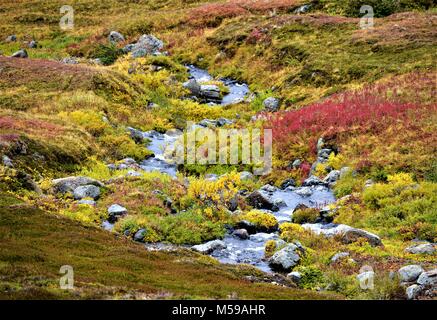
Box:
212;186;336;272
186;65;250;106
121;66;336;272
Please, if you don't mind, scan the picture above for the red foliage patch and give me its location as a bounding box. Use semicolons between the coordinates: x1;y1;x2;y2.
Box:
266;71;437;160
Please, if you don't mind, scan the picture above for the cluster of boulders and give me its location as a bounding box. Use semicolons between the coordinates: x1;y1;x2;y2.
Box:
49;175;129;225
397;263;437;299
107;31;164;58
5;34;38;59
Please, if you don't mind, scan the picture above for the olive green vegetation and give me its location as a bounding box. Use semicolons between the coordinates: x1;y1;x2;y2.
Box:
0;193;342;300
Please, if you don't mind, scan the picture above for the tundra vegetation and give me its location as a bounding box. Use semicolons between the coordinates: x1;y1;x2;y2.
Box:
0;0;436;300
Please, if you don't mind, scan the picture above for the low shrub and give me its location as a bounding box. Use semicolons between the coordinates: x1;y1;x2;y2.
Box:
292;208;320;224
240;210;278;231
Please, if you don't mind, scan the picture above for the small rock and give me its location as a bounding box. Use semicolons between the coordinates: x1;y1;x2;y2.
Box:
233;229;250;240
364;179;374;189
73;185;100;200
417;269;437;287
28;40;38;48
107;204;128;223
131;34;164;58
331;252;350;263
287;271;302;284
205;173;218;181
294;187;313;197
406;284;423;300
263;97;280;112
302;175;326;187
126;170;142;177
324;170;340;184
341;228;382;247
240;171;254;181
405;243;435;255
133;229;147;242
291;159;302;169
6;35;17;42
61;57;78;64
280;178;296;189
398;265;424;282
183;79;201;96
192;240;226;254
2;155;13;168
77;199;96;206
236;220;258;234
268;244;302;272
108;31;125;43
11;49;28;58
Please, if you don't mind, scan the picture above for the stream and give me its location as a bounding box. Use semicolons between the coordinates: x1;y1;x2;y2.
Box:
121;66;337;273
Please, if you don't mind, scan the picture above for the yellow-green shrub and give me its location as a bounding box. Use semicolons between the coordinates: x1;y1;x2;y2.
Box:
240;210;278;231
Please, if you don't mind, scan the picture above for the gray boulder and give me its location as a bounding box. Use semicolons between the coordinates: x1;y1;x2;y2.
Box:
246;190;279;212
2;155;13;168
268;244;302;271
192;240;226;254
107;204;128;223
263;97;280;112
398;265;424;282
28;40;38;48
341;228;382;247
200;84;221;100
324;170;340;184
133;229;147;242
6;35;17;42
406;284;423;300
51;176;103;194
183;79;201;96
287;271;302;284
280;178;296;190
233;229;250;240
61;57;78;64
73;185;100;200
405;243;435;255
11;49;28;58
131;34;163;58
294;187;313;197
108;31;125;43
302;175;326;187
127;127;145;143
331;252;350;263
417;269;437;287
291;159;302;169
